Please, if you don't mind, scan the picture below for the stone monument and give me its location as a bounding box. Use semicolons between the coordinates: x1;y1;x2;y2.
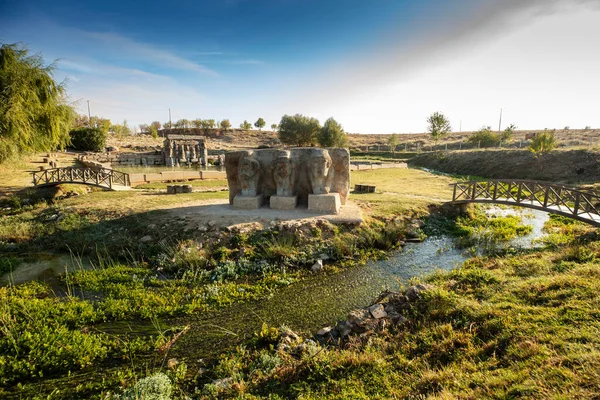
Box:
225;148;350;213
163;135;208;167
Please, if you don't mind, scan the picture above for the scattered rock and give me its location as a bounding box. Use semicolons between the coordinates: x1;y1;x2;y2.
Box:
311;259;324;273
406;284;434;301
212;377;233;390
318;253;331;261
139;235;153;243
207;220;217;228
197;225;208;232
336;320;352;338
316;326;334;336
368;303;387;319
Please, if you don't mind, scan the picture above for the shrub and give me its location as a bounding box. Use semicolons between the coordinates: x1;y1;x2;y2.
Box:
528;130;556;157
69;127;107;151
467;126;500;148
120;373;172;400
278;114;321;147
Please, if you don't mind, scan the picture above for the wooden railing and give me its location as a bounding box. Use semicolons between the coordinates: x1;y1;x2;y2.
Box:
449;179;600;226
31;167;130;190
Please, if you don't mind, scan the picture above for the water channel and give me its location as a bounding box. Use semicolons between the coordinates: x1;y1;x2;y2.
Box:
1;208;550;363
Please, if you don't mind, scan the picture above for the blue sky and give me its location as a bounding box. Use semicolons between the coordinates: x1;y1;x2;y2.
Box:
2;0;600;133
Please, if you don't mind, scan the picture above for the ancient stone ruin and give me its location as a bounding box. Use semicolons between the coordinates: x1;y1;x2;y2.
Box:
163;135;208;167
225;148;350;213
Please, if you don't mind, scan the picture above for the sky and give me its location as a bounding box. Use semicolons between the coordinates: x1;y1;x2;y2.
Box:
1;0;599;134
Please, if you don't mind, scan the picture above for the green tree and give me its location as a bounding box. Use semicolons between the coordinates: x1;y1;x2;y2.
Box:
110;120;131;137
207;119;216;129
192;119;203;129
318;117;347;148
240;120;252;130
69;127;107;151
501;123;517;142
388;133;399;153
255;117;266;130
0;43;75;162
220;119;232;130
150;125;159;139
529;130;556;157
427;112;452;143
271;123;278;131
150;121;161;131
278;114;321;147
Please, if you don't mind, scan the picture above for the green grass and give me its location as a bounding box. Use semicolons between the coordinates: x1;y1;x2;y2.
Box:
199;216;600;399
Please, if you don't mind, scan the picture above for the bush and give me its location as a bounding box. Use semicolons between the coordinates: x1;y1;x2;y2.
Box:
467;126;501;148
69;127;107;152
529;130;556;157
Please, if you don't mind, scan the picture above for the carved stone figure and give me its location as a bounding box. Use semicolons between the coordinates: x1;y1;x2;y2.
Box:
308;149;332;195
273;151;295;196
225;148;350;206
239;154;261;196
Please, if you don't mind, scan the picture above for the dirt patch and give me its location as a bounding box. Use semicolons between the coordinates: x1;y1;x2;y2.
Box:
161;198;364;231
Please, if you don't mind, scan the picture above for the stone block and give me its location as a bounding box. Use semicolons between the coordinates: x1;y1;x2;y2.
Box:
182;184;193;193
233;195;263;210
167;185;176;194
308;193;341;214
270;195;297;210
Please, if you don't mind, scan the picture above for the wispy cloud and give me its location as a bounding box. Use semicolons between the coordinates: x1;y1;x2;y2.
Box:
84;31;220;77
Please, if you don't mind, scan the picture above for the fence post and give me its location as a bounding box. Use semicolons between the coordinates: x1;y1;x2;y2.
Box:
478;141;481;149
471;182;477;200
574;191;581;216
543;186;550;208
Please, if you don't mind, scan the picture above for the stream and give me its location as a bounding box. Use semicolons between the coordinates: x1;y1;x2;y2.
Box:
1;208;550;364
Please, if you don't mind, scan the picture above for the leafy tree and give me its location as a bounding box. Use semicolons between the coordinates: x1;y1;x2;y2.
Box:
240;120;252;130
529;130;556;157
139;123;150;133
207;119;216;129
564;126;570;131
278;114;321;147
427;112;451;143
192;119;203;129
69;127;106;151
110;120;131;137
318;117;347;148
150;121;161;131
255;117;266;130
220;119;231;130
0;43;75;162
584;126;591;131
387;133;399;153
501;123;517;142
163;121;172;129
150;125;159;139
271;123;278;131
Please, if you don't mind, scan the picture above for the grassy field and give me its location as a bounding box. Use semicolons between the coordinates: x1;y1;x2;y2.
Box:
2;152;598;399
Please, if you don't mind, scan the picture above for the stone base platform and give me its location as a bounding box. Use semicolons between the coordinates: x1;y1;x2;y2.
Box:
233;195;263;210
308;193;341;214
270;195;298;210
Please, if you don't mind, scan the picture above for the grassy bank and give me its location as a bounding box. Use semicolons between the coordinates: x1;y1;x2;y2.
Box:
197;214;600;399
409;148;600;184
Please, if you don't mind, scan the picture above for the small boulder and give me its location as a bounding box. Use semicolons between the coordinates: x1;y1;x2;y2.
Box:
406;284;434;301
311;259;324;273
368;303;387;319
316;326;334;336
139;235;153;243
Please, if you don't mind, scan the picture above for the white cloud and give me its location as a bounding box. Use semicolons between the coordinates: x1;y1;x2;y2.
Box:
84;31;220;77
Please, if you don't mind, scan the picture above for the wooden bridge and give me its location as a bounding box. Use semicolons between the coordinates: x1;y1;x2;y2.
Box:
32;167;130;190
449;179;600;226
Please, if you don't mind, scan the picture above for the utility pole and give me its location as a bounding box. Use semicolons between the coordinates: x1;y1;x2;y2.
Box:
87;100;91;124
498;108;503;132
169;108;172;128
459;120;462;132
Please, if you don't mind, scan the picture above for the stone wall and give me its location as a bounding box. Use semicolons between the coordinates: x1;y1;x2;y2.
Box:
80;151;164;166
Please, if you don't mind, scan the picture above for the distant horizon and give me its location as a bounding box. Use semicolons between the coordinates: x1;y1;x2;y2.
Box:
2;0;599;134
